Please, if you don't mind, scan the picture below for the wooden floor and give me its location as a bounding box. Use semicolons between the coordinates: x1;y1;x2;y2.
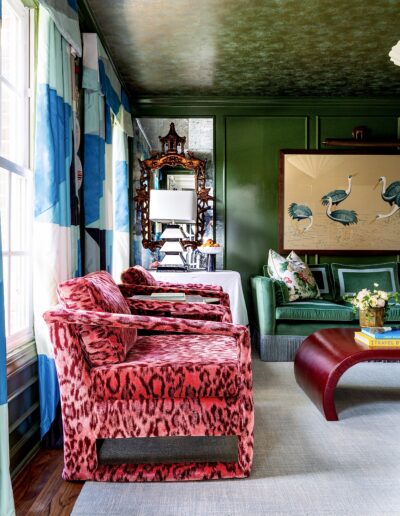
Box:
12;448;83;516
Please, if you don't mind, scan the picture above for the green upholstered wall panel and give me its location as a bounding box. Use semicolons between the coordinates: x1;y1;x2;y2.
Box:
225;116;307;304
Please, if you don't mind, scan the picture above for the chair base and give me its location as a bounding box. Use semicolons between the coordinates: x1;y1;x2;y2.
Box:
63;461;250;482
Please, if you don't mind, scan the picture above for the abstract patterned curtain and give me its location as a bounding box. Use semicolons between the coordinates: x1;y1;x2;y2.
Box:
111;122;130;281
33;2;81;438
82;33;133;276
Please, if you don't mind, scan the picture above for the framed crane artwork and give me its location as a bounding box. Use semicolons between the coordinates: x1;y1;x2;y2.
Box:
279;150;400;254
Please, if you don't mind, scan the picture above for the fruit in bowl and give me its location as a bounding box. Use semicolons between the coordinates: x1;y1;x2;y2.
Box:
200;239;221;248
199;239;223;254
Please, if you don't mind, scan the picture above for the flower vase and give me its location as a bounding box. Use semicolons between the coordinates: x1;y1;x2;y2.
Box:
359;307;385;328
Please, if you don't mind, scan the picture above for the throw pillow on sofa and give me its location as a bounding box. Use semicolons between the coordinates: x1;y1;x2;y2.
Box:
308;264;335;300
262;265;290;304
331;262;400;301
267;250;321;302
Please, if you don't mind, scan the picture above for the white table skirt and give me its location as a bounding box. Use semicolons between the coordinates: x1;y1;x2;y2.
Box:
150;270;249;326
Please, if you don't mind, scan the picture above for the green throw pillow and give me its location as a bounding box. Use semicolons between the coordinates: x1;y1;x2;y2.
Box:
262;264;290;305
331;262;400;301
267;250;321;302
308;264;335;300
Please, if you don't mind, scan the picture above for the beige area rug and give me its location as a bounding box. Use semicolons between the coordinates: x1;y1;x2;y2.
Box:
72;358;400;515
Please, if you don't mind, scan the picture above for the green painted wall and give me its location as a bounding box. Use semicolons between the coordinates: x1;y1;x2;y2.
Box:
134;98;400;311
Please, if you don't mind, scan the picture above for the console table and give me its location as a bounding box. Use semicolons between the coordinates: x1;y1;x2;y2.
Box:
149;270;249;326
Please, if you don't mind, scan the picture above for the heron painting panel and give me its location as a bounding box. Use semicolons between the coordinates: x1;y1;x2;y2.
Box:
279;150;400;254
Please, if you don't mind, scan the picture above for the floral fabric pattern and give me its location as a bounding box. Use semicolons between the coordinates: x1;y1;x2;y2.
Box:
267;250;320;302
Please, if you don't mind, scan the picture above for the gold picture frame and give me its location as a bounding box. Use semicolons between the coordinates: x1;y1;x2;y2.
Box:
279;150;400;254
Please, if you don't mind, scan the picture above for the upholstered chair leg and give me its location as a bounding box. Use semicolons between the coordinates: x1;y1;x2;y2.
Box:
62;428;98;480
237;393;254;477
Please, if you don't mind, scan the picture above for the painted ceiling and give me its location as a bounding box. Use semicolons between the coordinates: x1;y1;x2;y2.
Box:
86;0;400;97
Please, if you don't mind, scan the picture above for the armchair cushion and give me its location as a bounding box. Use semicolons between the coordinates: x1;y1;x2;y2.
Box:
121;265;158;286
57;271;137;367
275;300;355;322
91;334;239;401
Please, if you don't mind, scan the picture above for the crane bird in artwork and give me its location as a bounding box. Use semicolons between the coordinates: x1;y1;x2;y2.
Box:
374;176;400;206
374;192;400;222
325;196;358;226
288;203;313;232
321;174;356;206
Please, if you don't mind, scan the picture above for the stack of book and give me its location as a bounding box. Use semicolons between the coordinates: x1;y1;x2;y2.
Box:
354;327;400;348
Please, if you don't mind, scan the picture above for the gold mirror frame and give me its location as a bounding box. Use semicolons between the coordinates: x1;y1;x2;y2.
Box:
134;123;213;252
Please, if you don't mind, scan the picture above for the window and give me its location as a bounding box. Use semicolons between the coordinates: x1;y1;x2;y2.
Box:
0;0;33;350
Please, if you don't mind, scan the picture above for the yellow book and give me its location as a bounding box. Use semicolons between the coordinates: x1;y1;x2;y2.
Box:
354;331;400;348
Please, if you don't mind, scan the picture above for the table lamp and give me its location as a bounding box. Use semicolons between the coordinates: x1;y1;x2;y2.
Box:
149;189;197;271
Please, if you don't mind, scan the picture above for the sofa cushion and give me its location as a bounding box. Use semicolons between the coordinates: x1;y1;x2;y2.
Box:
331;262;400;301
57;271;137;367
308;264;335;300
385;303;400;322
267;250;320;302
121;265;157;286
90;334;240;400
276;299;355;322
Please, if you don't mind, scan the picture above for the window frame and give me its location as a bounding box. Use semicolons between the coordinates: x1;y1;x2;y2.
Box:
0;0;34;352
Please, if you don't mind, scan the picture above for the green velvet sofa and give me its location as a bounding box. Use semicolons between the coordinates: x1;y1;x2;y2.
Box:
251;262;400;361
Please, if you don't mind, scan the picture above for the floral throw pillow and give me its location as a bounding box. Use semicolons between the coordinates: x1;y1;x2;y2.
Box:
267;250;321;302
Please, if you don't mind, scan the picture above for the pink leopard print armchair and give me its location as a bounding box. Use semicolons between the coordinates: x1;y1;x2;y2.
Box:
43;271;254;482
120;265;231;309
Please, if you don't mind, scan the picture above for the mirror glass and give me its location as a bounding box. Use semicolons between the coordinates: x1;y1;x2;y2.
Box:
133;118;214;268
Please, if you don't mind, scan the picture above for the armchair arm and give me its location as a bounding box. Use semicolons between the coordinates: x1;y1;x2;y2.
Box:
250;276;276;336
157;281;223;292
126;298;232;323
43;308;250;373
118;284;230;308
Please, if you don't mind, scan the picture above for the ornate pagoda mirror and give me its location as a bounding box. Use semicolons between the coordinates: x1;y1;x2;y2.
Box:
134;121;214;257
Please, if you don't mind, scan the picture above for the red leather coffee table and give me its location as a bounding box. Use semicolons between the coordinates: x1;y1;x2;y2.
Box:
294;328;400;421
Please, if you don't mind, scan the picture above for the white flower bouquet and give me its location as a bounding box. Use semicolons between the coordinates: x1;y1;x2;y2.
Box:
350;284;389;311
344;284;399;327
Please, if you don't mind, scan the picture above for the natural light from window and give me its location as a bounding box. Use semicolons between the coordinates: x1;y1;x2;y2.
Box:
0;0;33;350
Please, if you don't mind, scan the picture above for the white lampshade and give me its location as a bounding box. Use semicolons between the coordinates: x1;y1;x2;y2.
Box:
389;40;400;66
149;190;197;223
